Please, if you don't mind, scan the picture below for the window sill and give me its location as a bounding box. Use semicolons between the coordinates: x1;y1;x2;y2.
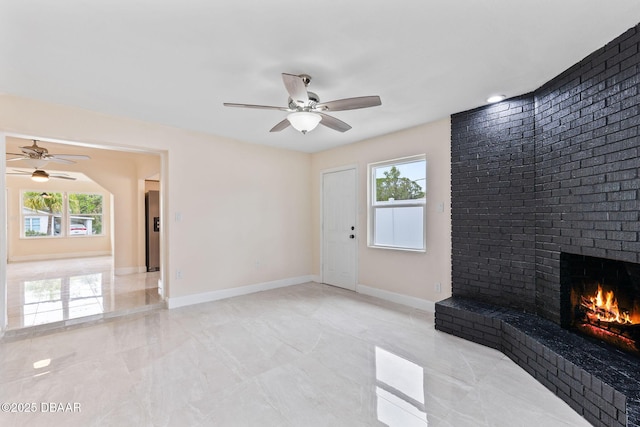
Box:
367;244;426;253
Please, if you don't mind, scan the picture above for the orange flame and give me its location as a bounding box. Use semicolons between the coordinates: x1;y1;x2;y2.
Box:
581;284;639;325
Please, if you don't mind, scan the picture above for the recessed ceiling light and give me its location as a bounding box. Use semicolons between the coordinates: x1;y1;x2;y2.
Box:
487;95;506;103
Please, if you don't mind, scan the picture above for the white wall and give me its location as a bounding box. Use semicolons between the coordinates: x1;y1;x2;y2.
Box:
311;118;452;303
0;94;313;301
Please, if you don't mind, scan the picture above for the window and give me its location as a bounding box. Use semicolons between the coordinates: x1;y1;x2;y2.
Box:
368;155;426;251
68;193;103;235
22;191;63;237
21;191;103;238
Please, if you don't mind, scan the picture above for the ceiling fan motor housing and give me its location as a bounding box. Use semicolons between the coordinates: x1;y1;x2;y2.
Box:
288;91;320;110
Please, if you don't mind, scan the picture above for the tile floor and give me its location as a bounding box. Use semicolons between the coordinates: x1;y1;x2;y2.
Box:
0;282;591;426
5;256;162;331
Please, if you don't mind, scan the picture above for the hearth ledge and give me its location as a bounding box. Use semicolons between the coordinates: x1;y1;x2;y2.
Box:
435;296;640;427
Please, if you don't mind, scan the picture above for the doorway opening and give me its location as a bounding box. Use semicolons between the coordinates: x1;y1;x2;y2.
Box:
2;134;166;334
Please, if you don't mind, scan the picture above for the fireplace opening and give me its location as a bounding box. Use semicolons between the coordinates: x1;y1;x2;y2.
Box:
560;253;640;357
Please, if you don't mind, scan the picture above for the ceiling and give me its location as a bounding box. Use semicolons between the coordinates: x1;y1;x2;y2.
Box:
1;1;640;153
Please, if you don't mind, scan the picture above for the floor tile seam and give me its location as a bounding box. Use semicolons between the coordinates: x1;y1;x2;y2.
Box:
190;333;271;383
4;305;165;341
309;314;379;348
0;370;37;387
453;348;508;386
238;377;293;426
172;336;245;379
375;389;429;425
253;363;368;426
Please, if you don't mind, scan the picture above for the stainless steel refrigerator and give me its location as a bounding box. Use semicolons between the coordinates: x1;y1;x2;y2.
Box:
145;190;160;272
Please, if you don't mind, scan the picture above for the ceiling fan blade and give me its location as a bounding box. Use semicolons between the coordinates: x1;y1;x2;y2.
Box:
315;96;382;111
270;118;291;132
48;154;90;160
282;73;308;105
44;157;75;165
223;102;290;111
7;171;30;176
7;156;29;162
50;174;76;180
318;113;352;133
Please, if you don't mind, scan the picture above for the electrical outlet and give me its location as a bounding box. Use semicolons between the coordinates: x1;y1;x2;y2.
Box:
435;282;442;293
176;270;183;279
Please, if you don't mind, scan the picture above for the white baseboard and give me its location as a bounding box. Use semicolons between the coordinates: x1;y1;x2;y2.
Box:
356;284;435;312
8;251;112;263
310;274;321;283
167;275;314;309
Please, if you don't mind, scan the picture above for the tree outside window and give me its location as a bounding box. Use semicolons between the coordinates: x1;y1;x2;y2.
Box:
369;156;426;251
68;193;103;235
376;166;425;202
21;191;104;238
22;192;63;237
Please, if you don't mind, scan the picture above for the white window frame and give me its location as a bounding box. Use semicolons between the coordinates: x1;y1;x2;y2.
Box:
20;190;104;238
367;155;427;252
20;191;64;238
67;191;104;237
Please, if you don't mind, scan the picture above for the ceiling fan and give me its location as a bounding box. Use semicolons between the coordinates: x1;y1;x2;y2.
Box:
7;140;90;168
8;168;76;182
224;73;382;134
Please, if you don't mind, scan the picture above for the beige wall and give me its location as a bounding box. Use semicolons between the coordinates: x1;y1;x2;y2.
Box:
0;94;312;299
311;118;452;302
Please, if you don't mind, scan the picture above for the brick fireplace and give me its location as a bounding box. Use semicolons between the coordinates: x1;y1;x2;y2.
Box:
562;253;640;357
436;24;640;427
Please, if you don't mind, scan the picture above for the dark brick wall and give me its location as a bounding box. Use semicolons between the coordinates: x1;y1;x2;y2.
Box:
534;25;640;323
451;23;640;323
451;95;537;311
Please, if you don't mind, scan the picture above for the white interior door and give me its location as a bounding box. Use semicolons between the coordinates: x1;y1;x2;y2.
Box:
322;168;357;290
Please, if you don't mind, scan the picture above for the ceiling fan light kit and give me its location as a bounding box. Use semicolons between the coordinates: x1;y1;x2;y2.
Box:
224;73;381;135
287;111;321;134
31;169;50;182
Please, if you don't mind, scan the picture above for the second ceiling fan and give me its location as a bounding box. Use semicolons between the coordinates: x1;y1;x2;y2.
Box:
6;140;90;182
224;73;382;134
7;140;91;167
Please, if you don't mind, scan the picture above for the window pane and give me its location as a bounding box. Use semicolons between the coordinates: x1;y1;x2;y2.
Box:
22;192;63;237
374;160;426;203
374;206;424;250
68;193;103;235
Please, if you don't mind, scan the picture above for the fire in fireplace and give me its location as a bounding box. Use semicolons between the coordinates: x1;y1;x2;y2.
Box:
561;253;640;357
